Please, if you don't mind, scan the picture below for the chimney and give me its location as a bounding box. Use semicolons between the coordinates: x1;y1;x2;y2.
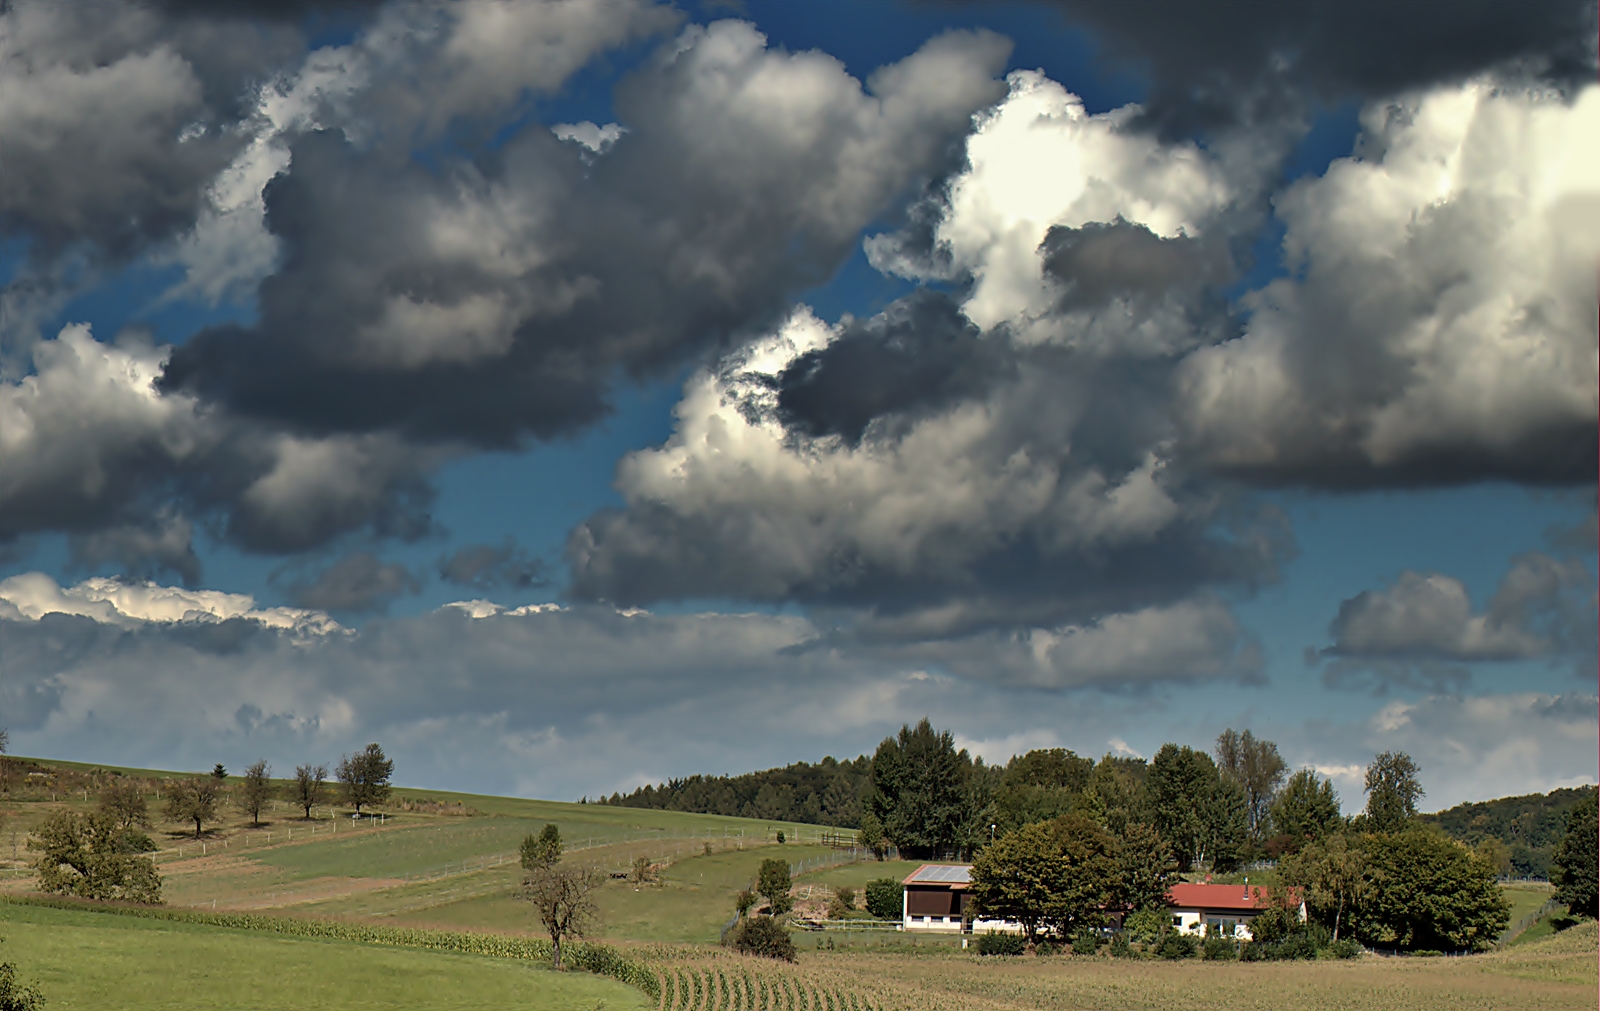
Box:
1243;875;1249;901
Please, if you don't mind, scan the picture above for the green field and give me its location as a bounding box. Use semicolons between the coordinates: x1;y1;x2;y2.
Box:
0;902;650;1011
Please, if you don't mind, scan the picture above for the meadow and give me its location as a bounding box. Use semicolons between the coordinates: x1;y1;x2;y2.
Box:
3;756;1593;1011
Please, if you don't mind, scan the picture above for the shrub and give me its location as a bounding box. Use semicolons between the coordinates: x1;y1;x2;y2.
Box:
734;916;796;962
1201;934;1238;960
1412;949;1443;957
1329;938;1363;959
976;931;1026;956
835;886;856;909
1071;931;1099;955
826;896;850;919
776;830;785;844
864;878;903;920
1123;907;1167;945
1109;932;1133;958
0;962;44;1011
1156;930;1198;960
1238;941;1267;962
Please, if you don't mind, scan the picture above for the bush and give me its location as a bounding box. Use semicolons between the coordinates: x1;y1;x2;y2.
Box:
1071;930;1099;955
0;962;44;1011
1109;932;1133;958
734;916;796;962
835;886;856;909
1329;938;1363;959
1238;941;1267;962
1276;934;1319;960
976;931;1026;956
1123;907;1166;945
1201;934;1238;960
1156;930;1198;960
864;878;903;920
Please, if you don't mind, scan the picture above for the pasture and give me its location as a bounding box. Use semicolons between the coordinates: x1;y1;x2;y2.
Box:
0;900;650;1011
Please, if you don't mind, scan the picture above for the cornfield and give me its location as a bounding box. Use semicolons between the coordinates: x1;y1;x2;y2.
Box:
651;952;897;1011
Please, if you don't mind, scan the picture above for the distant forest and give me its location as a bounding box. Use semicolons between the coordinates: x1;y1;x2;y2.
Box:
1421;786;1595;879
598;755;873;827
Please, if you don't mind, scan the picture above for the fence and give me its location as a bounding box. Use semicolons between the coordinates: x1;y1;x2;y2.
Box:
1498;896;1563;948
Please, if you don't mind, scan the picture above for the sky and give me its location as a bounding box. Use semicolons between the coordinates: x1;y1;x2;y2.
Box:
0;0;1597;814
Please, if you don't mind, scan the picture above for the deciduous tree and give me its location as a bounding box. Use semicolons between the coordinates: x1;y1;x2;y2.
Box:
757;857;793;915
1551;787;1597;918
1351;827;1507;952
969;815;1120;943
523;863;604;969
28;809;162;903
1270;769;1343;846
1280;832;1366;941
1363;752;1423;834
855;811;887;860
1147;744;1244;870
164;777;220;838
1113;822;1179;913
98;779;151;831
293;764;327;819
238;760;271;827
336;743;394;815
1214;729;1287;846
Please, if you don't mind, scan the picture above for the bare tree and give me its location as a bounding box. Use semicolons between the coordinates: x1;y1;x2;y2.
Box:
98;779;151;830
293;764;328;819
523;864;604;969
165;778;220;838
238;760;272;827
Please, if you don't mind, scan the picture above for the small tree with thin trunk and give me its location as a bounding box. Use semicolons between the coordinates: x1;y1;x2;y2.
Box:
99;779;151;830
165;778;220;838
524;863;604;969
294;764;327;819
238;760;272;827
336;743;394;816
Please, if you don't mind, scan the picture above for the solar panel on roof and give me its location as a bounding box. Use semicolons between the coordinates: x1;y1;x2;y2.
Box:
910;864;971;883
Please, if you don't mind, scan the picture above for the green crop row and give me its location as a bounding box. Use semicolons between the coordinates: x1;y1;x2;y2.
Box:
0;894;658;999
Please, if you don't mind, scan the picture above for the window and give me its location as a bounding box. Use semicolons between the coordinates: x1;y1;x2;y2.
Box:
1171;915;1182;926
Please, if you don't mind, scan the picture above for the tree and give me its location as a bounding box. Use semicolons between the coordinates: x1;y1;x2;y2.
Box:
28;809;162;903
855;811;887;859
1214;729;1287;846
336;743;394;815
1270;769;1343;847
211;764;228;781
757;857;793;915
968;815;1120;944
1082;755;1150;837
523;863;604;970
164;777;220;838
1280;832;1366;941
98;779;151;830
293;764;327;819
521;823;563;872
1113;822;1179;914
1146;744;1244;870
0;959;45;1011
1351;827;1508;952
1551;787;1597;917
867;719;977;859
1363;752;1423;834
238;760;272;827
733;915;796;961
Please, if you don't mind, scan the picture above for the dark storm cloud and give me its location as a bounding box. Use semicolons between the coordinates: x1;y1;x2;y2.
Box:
160;25;1011;447
438;540;547;592
775;292;1004;445
67;513;203;586
1019;0;1596;132
274;551;420;613
1039;218;1225;309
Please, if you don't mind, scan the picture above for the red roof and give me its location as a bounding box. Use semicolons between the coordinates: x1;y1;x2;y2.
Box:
1167;883;1298;912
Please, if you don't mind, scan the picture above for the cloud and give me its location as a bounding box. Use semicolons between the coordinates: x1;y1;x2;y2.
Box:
273;552;420;614
0;323;453;556
1301;692;1599;812
438;540;547;592
0;571;336;633
1009;0;1596;134
1316;551;1596;694
1177;81;1600;489
159;22;1011;448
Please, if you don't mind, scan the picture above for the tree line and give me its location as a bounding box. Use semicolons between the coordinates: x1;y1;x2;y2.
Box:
26;743;396;907
597;755;871;827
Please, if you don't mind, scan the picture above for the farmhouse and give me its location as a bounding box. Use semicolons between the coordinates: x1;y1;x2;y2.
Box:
900;864;1017;933
1167;882;1305;940
900;864;1304;939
